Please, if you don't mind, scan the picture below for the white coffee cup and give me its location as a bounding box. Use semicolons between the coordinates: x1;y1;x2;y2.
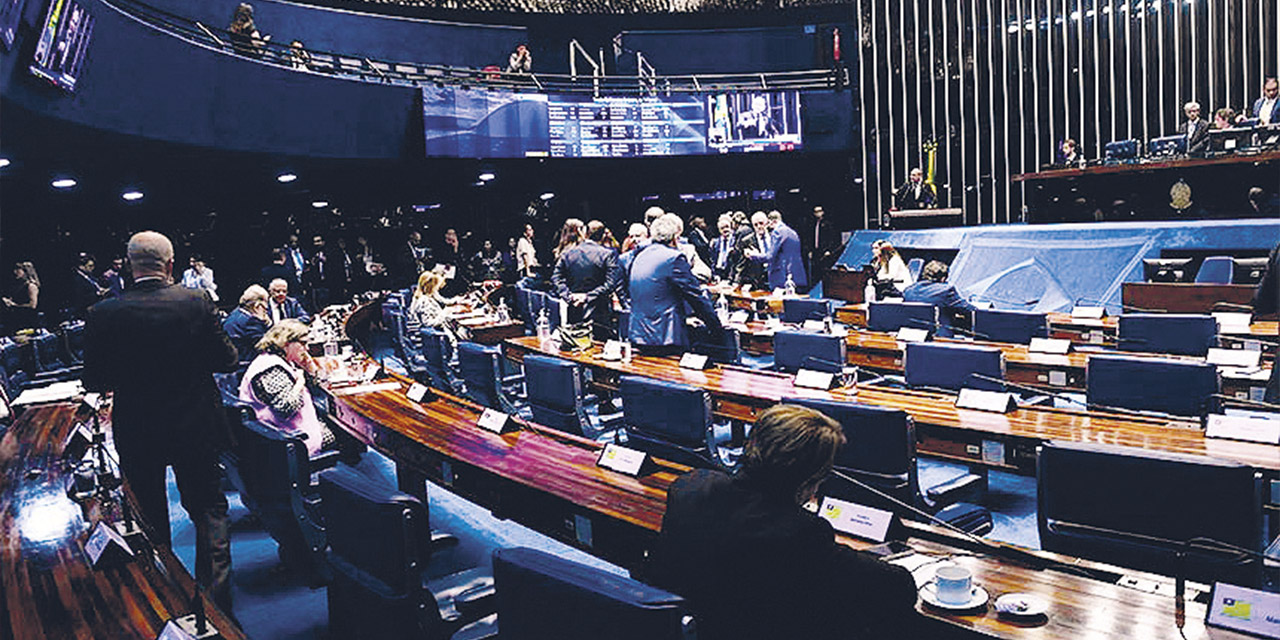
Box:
934;565;973;605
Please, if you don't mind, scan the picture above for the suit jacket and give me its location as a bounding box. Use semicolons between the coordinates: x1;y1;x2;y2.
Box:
71;269;105;316
903;280;975;338
1252;96;1280;125
759;224;807;290
1253;243;1280;403
627;243;722;347
259;262;299;293
269;296;311;324
895;181;937;210
1180;119;1210;155
83;279;239;454
687;228;712;267
709;234;736;280
223;307;270;362
646;469;921;640
551;241;619;325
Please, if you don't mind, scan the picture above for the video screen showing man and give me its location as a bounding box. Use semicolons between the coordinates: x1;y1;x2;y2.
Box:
707;91;802;153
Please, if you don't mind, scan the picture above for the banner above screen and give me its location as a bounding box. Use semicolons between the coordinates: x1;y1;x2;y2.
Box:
421;86;804;159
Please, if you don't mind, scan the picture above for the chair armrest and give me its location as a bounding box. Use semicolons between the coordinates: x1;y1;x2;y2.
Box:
308;449;343;473
924;470;987;507
429;529;459;551
452;581;497;621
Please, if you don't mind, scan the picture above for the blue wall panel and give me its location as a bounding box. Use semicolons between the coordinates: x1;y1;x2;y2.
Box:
832;220;1280;314
618;24;844;75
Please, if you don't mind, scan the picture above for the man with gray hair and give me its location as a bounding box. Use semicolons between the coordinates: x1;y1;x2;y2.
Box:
83;230;239;613
1180;100;1209;156
627;214;723;354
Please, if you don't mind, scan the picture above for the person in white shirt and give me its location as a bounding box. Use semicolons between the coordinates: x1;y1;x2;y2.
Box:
1249;77;1279;126
516;223;539;280
867;239;913;301
181;255;218;302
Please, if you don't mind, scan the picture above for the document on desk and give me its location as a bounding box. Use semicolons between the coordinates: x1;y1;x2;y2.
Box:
329;381;402;397
13;380;84;406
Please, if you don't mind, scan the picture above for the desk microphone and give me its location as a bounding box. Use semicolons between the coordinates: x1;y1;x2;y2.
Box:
967;293;1040;308
1209;394;1280;411
1073;296;1161;314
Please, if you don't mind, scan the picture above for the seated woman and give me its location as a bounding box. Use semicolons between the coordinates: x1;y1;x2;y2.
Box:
238;320;334;456
867;239;913;301
407;270;468;344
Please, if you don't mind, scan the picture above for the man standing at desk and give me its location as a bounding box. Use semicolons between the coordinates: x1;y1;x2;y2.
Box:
1248;77;1279;125
628;213;723;355
1180;101;1210;156
1254;241;1280;403
894;167;936;210
83;231;240;612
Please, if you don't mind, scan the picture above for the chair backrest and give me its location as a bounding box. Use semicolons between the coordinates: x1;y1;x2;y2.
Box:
1116;313;1217;357
32;331;66;372
514;285;533;324
528;290;547;325
619;375;711;447
457;342;503;409
233;418;310;506
772;330;846;373
781;298;837;324
1086;354;1219;416
524;355;587;437
544;296;564;331
418;327;452;370
906;258;924;282
786;397;916;508
0;340;25;390
691;327;741;365
62;320;85;363
617;309;630;341
1195;255;1235;284
866;301;938;334
903;342;1005;392
1038;440;1262;587
972;309;1049;344
494;547;691;640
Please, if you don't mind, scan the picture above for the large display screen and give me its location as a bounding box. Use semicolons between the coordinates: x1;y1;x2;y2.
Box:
29;0;94;91
422;86;803;158
0;0;25;50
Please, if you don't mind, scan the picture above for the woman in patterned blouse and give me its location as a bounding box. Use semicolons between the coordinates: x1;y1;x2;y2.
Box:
238;320;333;456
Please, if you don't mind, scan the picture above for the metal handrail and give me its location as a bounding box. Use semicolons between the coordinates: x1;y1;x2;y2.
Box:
100;0;839;95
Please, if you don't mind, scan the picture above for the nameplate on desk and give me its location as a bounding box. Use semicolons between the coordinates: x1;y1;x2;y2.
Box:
1213;312;1254;335
894;327;930;343
818;496;893;542
1028;337;1071;355
802;319;827;332
406;383;431;403
329;381;401;397
600;340;624;361
955;388;1017;414
679;353;710;370
82;392;103;411
794;368;836;390
1206;582;1280;639
1205;412;1280;445
764;317;784;331
160;614;222;640
597;443;648;476
1208;348;1262;369
86;520;134;567
728;310;750;325
1071;305;1107;319
476;408;513;433
62;422;95;460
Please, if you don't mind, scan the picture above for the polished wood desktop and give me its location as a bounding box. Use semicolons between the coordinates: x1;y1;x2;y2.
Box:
1012;149;1280;182
1123;282;1259;315
321;366;1247;640
704;283;786;314
504;336;1280;476
821;268;871;304
1;402;246;640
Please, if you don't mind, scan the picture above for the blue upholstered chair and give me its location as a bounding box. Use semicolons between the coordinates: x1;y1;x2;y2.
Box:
514;285;533;326
0;339;27;391
527;290;547;330
320;466;497;640
1116;313;1217;357
619;375;726;469
544;296;564;333
1195;256;1235;284
1038;441;1262;587
457;342;521;414
773;330;846;373
1086;354;1219;417
415;328;459;394
906;258;924;282
523;354;620;439
493;547;693;640
972;309;1050;344
903;342;1005;392
866;301;938;335
61;320;86;364
616;309;630;342
781;298;838;325
28;329;80;383
788;398;992;536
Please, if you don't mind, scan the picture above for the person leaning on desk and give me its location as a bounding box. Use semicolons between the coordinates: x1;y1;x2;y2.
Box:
647;404;921;640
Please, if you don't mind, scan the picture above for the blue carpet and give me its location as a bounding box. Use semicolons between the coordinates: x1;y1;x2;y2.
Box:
918;458;1039;549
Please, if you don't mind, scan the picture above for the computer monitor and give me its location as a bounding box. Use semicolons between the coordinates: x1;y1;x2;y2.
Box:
1233;257;1270;286
1256;123;1280;150
1142;257;1194;283
1147;135;1187;158
1208;127;1254;155
1103;139;1140;164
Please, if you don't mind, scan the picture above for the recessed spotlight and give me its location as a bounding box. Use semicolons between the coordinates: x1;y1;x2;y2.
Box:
311;200;329;208
277;173;298;183
122;190;144;201
0;158;10;168
51;178;77;189
473;181;486;187
540;192;555;201
478;171;496;182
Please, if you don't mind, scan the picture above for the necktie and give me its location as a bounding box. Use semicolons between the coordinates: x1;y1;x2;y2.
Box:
272;301;282;324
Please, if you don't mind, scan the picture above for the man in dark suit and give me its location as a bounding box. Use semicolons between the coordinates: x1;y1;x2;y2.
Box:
267;278;311;324
751;211;807;291
1248;77;1279;126
1253;241;1279;403
894;167;937;210
902;260;975;338
804;206;840;281
259;247;299;293
627;214;723;354
647;404;920;640
83;231;240;612
224;285;271;362
686;216;713;267
70;252;108;317
552;219;620;338
709;214;737;281
1180;101;1210;156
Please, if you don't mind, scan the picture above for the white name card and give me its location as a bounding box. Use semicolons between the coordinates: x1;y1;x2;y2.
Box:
1214;312;1254;335
802;319;827;332
679;353;710;370
895;327;930;343
764;318;784;331
1029;338;1071;355
1071;305;1107;319
156;620;198;640
597;443;648;476
1206;582;1280;638
728;310;750;325
955;388;1017;414
600;340;625;361
406;383;430;403
476;408;512;433
794;369;836;390
86;520;134;567
1205;413;1280;445
82;392;102;411
818;496;894;542
1208;348;1262;369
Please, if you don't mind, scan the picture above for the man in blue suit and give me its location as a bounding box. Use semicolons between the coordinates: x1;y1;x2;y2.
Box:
709;214;737;281
267;278;311;324
1248;78;1279;126
628;214;723;355
902;260;974;338
750;211;807;291
552;219;619;338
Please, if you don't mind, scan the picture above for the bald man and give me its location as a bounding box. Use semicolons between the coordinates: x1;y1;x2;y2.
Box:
83;231;239;613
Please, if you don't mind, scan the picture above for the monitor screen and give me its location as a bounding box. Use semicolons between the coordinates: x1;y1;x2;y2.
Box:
707;91;803;153
1142;258;1193;283
0;0;25;50
29;0;94;92
421;86;550;158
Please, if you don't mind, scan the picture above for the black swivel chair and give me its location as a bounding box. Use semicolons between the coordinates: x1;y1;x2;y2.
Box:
866;301;938;335
523;354;619;440
1116;313;1218;357
773;330;846;373
903;342;1006;393
1086;354;1220;417
320;466;497;640
619;375;732;469
493;546;693;640
781;298;838;325
788;397;992;535
456;342;522;414
971;309;1050;344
